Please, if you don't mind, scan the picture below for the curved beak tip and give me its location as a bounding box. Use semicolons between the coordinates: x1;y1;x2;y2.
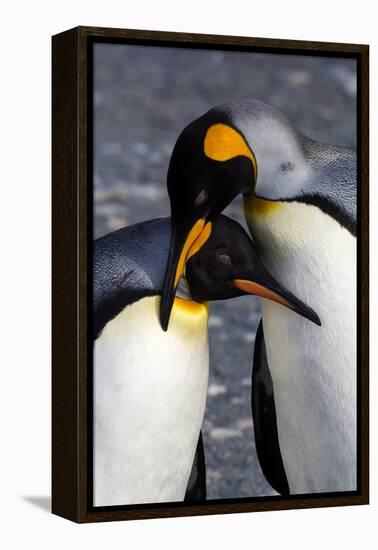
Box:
160;316;169;332
291;303;321;327
159;299;172;332
233;278;321;328
313;313;322;327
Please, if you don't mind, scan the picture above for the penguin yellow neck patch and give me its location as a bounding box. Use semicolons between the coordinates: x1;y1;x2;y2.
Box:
243;194;282;218
204;123;257;175
173;297;208;317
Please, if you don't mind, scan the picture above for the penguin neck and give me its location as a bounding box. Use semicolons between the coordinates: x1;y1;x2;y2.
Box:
246;200;357;494
242;134;357;237
94;295;209;506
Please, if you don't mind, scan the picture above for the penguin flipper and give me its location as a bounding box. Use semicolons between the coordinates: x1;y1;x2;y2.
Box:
252;320;290;496
184;431;206;502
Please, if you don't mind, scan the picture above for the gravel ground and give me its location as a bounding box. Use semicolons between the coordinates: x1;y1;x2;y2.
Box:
93;43;356;500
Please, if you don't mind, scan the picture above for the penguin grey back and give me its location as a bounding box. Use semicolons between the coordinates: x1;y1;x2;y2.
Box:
93;218;171;339
301;137;356;234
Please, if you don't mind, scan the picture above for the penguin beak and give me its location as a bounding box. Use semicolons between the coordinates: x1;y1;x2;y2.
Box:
160;218;212;331
233;277;321;326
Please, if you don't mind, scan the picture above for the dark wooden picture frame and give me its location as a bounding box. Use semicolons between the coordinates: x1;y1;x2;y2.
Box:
52;26;369;523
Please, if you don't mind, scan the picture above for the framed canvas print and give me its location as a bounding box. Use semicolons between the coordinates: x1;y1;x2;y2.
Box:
52;26;369;523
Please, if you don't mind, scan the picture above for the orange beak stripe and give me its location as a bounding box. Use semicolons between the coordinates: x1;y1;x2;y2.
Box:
233;279;292;310
174;219;206;288
186;222;212;262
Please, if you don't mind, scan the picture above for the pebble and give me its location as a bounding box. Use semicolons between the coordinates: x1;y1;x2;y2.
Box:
207;470;222;482
237;417;254;430
287;70;313;86
243;332;255;344
209;428;243;440
208;316;223;328
96;203;124;216
95;187;124;203
102;142;123;156
107;216;127;231
133;142;149;155
126;182;165;200
231;396;245;405
208;383;227;397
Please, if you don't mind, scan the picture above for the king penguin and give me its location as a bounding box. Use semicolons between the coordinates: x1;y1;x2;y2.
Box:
93;215;319;506
93;217;208;506
159;99;357;495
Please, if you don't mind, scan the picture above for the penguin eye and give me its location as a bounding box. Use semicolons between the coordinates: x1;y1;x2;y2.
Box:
194;189;208;206
218;253;232;266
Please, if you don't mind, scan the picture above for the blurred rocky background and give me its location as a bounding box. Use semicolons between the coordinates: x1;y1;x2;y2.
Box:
93;43;356;500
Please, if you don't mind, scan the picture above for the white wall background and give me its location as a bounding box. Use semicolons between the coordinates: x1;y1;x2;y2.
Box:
0;1;375;548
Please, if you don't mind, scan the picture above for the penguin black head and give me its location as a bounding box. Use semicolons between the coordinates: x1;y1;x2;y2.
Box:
185;215;321;326
160;107;257;330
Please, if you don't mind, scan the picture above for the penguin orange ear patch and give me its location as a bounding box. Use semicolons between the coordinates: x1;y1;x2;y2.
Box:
204;123;257;173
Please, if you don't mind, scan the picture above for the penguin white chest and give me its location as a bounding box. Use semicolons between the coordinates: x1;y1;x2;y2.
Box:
94;296;209;506
246;199;357;493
